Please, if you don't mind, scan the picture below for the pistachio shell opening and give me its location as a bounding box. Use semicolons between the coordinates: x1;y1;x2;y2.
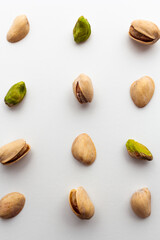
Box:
69;187;94;219
0;139;30;165
126;139;153;161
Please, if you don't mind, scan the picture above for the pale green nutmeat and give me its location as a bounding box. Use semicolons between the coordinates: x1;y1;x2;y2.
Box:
126;139;153;160
73;16;91;43
4;81;26;107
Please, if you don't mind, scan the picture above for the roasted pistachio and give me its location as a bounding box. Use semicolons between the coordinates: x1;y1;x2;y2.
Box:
130;76;155;108
131;188;151;218
129;20;160;45
69;186;94;219
126;139;153;161
73;74;93;104
73;16;91;43
72;133;96;165
0;139;30;165
5;81;26;107
7;15;30;43
0;192;25;219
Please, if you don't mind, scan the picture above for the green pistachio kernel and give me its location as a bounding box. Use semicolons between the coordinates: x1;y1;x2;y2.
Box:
126;139;153;161
4;81;26;107
73;16;91;43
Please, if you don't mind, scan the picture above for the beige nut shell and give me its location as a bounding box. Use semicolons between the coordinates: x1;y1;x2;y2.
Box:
69;186;95;219
129;20;160;45
73;74;93;103
130;76;155;108
131;188;151;218
7;15;30;43
0;139;30;165
0;192;25;219
72;133;96;165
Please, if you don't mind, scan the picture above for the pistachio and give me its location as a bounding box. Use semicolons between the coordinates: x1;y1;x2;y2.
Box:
129;20;160;45
131;188;151;218
0;139;30;165
72;133;96;165
73;74;93;104
73;16;91;43
69;186;94;219
130;76;155;108
5;81;26;107
126;139;153;161
0;192;25;219
7;15;30;43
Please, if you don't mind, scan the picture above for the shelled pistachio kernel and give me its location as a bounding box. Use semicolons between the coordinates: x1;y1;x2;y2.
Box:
73;16;91;43
126;139;153;161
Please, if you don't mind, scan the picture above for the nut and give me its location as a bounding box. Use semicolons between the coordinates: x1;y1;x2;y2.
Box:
73;16;91;43
7;15;30;43
72;133;96;165
126;139;153;161
0;192;25;219
131;188;151;218
130;76;155;108
73;74;93;104
129;20;160;45
0;139;30;165
69;186;94;219
4;81;26;107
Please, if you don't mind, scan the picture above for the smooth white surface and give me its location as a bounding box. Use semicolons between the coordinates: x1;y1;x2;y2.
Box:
0;0;160;239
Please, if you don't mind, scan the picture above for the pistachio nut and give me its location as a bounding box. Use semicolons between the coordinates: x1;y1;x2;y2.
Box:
130;76;155;108
129;20;160;45
0;139;30;165
73;16;91;43
126;139;153;161
72;133;96;165
0;192;25;219
73;74;93;104
69;186;94;219
131;188;151;218
7;15;30;43
5;81;26;107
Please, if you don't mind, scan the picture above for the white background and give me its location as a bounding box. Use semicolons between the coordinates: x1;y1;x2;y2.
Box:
0;0;160;239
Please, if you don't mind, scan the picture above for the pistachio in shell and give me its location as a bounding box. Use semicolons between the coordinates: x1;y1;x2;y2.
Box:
73;16;91;43
0;192;25;219
129;20;160;45
7;15;30;43
69;186;94;219
72;133;96;165
4;81;26;107
0;139;30;165
131;188;151;218
130;76;155;108
73;74;93;104
126;139;153;161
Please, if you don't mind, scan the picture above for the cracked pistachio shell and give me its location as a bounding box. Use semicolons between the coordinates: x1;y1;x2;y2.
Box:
131;188;151;218
0;192;25;219
129;20;160;45
73;16;91;43
126;139;153;161
73;74;93;104
5;81;26;107
69;187;94;219
0;139;30;165
7;15;29;43
72;133;96;165
130;76;155;108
